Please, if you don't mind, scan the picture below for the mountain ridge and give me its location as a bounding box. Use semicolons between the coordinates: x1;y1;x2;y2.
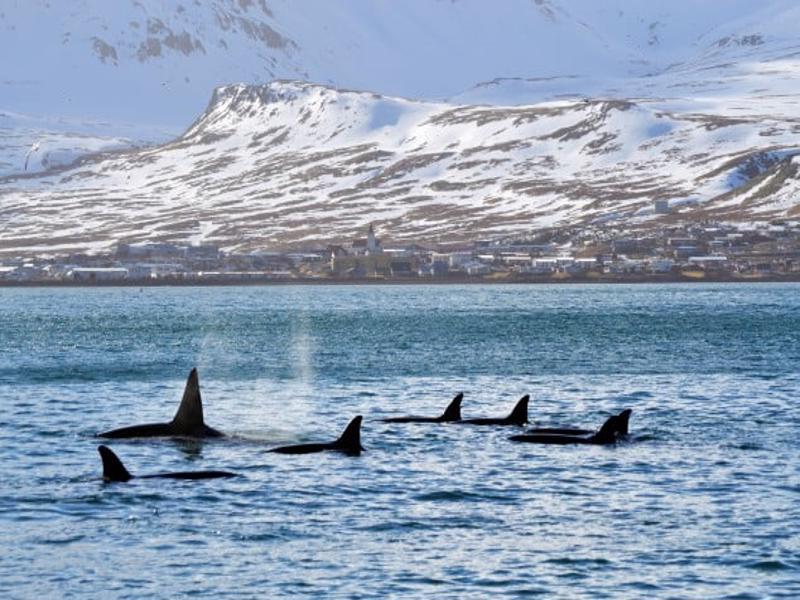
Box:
2;1;800;256
2;79;799;257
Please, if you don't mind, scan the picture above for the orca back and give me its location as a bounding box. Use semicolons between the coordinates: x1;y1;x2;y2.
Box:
98;422;176;439
98;368;222;439
269;443;329;455
145;471;237;480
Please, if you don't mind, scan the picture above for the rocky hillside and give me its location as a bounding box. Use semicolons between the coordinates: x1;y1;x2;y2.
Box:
2;81;799;257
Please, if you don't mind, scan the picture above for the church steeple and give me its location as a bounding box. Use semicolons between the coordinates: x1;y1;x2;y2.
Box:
367;223;377;254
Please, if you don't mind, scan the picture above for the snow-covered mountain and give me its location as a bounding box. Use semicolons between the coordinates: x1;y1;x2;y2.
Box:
2;0;800;256
3;0;800;174
2;80;799;257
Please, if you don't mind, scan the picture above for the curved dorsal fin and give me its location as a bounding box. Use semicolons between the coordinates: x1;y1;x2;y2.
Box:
334;416;364;454
98;445;133;481
171;368;204;433
616;409;633;435
593;415;619;444
506;394;529;425
440;393;463;421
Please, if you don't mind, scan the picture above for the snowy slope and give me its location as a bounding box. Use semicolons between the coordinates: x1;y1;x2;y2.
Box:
2;0;800;255
0;111;174;176
2;81;799;257
2;0;799;175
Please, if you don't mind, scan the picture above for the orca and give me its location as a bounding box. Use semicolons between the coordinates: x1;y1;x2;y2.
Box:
458;395;529;426
98;368;224;439
98;445;236;482
380;393;463;423
269;416;364;456
526;409;632;437
509;412;623;445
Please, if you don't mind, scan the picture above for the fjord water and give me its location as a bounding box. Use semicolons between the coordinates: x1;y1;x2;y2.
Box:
0;283;798;599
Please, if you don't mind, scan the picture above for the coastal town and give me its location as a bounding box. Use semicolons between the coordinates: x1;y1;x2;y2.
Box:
2;220;800;285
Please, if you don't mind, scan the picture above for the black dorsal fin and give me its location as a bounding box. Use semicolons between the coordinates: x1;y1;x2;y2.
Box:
440;393;463;421
506;395;529;425
593;415;619;444
334;416;364;455
98;445;133;482
616;409;633;435
171;368;204;433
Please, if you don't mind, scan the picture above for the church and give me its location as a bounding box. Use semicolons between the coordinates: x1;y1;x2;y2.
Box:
330;223;395;277
350;223;383;256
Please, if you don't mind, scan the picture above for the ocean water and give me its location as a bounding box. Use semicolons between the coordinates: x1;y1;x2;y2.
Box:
0;283;798;599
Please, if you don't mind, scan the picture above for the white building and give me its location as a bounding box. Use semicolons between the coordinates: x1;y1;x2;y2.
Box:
499;253;532;266
447;252;474;269
0;266;17;280
127;263;184;279
350;223;383;256
688;256;728;270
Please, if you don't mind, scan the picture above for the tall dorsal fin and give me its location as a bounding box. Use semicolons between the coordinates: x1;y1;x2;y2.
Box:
334;416;364;455
506;395;529;425
171;368;204;433
616;409;632;435
440;393;463;421
593;415;619;444
98;445;133;482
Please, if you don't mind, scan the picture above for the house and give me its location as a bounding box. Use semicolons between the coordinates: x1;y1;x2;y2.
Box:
499;253;532;266
419;259;449;277
667;237;698;248
185;244;220;261
116;243;183;262
446;251;473;269
465;262;491;276
326;244;348;258
612;239;641;254
654;199;671;214
570;258;600;272
674;245;701;260
688;256;729;271
0;266;18;280
127;264;184;279
648;259;675;273
606;259;645;274
9;264;46;281
389;259;415;277
532;257;559;272
286;253;325;266
69;267;129;282
331;252;393;277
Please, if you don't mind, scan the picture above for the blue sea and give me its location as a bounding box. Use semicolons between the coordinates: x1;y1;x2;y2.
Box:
0;283;798;599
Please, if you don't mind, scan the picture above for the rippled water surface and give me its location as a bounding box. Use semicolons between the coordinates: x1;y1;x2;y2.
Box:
1;284;798;599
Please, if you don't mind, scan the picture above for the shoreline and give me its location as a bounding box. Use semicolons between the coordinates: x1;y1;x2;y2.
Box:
2;273;800;287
